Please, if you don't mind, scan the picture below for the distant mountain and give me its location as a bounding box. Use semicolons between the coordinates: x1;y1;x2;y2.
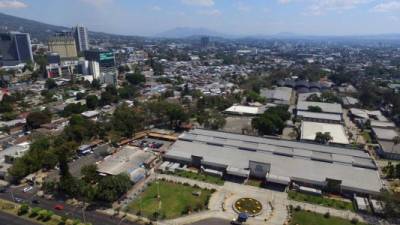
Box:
155;27;228;38
0;12;68;41
0;12;143;42
1;12;399;42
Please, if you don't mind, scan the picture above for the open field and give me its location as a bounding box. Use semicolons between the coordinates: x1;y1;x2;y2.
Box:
127;181;213;220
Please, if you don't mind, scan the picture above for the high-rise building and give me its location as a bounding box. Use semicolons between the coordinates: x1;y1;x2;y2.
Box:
200;36;210;49
85;50;117;86
48;32;78;59
73;25;89;52
0;32;33;66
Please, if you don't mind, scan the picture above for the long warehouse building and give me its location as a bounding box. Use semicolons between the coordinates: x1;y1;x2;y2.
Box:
164;129;382;196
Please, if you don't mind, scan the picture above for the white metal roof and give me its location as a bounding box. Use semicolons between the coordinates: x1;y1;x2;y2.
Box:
300;121;349;145
297;101;343;114
165;129;382;195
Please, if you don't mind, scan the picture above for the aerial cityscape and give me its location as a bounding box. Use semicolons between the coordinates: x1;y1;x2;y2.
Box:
0;0;400;225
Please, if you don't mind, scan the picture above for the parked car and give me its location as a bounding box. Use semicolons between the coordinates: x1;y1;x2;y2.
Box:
14;197;24;203
31;199;40;204
23;186;33;193
54;204;64;210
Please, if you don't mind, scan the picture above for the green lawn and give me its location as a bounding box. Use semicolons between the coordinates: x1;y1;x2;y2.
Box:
288;191;355;212
171;170;224;185
127;181;213;220
290;210;369;225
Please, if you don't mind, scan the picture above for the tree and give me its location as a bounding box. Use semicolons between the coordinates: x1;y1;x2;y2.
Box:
126;72;145;86
165;102;188;129
8;137;55;183
246;91;266;103
96;173;131;202
86;95;99;110
112;104;144;137
308;106;322;112
63;115;97;143
385;162;395;178
100;85;119;106
61;103;86;117
252;106;290;136
91;79;101;90
200;111;226;130
18;204;29;215
395;163;400;179
315;132;333;144
45;78;58;90
26;110;52;129
379;190;400;219
118;84;137;99
81;164;100;184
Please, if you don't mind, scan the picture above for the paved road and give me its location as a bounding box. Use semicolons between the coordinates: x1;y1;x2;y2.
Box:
189;218;231;225
0;186;139;225
0;211;40;225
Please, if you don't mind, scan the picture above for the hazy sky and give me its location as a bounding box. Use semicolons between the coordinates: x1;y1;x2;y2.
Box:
0;0;399;36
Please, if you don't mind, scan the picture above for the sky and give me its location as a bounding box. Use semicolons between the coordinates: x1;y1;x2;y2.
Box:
0;0;400;36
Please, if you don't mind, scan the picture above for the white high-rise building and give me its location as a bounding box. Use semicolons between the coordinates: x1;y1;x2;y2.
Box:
73;25;89;52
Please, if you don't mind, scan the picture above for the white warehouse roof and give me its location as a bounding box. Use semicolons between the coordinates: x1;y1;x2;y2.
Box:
297;101;343;114
300;121;349;145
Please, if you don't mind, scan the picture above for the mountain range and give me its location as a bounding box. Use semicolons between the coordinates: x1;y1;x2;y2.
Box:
0;12;400;41
0;12;142;42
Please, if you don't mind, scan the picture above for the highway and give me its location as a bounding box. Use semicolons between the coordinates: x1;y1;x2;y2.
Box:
0;185;139;225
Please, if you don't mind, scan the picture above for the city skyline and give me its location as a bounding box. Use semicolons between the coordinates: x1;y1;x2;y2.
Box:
0;0;399;37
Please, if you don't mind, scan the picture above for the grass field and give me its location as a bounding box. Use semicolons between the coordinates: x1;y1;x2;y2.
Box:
290;210;369;225
127;181;213;220
288;191;355;212
172;170;224;185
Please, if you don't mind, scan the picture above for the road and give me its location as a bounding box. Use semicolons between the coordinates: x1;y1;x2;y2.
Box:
0;211;40;225
189;218;231;225
0;186;139;225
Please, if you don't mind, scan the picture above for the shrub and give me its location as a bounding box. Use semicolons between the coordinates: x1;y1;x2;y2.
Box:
294;205;301;211
72;219;81;225
351;217;359;224
30;207;41;218
59;216;68;225
18;204;29;215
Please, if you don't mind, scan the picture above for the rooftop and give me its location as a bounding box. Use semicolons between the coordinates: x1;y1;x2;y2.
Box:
97;146;153;176
165;129;381;194
297;101;343;114
224;105;265;115
297;111;342;122
260;87;292;103
300;121;349;145
371;127;399;141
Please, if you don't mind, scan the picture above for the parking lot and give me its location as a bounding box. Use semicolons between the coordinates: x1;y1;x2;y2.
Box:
133;138;173;153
